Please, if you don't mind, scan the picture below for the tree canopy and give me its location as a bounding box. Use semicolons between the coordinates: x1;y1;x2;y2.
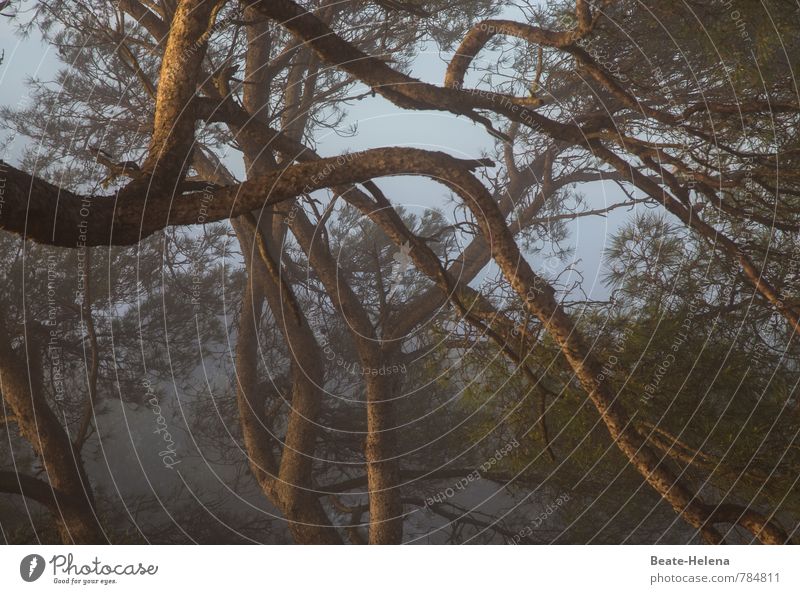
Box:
0;0;798;544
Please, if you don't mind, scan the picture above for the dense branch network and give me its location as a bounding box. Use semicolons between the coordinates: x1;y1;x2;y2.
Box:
0;0;796;544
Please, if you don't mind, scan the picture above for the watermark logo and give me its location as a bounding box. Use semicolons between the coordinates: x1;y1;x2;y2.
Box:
20;554;45;582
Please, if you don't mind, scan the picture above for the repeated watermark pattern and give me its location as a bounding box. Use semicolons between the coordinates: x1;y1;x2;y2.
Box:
143;377;181;469
424;438;520;507
508;492;571;544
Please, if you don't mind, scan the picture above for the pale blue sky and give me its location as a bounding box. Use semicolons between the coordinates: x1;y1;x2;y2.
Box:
0;9;635;301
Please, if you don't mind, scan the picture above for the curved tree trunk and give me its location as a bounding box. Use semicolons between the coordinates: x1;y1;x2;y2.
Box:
194;152;341;544
454;167;788;544
315;150;789;544
286;207;404;543
235;216;342;544
0;327;103;543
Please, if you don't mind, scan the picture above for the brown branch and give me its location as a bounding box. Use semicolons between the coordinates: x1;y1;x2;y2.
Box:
705;504;791;545
117;0;169;42
0;148;491;247
0;319;104;543
403;496;537;544
73;251;100;451
0;471;82;515
320;467;520;495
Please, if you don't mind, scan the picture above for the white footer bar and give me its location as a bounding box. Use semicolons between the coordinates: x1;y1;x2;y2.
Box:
1;545;797;592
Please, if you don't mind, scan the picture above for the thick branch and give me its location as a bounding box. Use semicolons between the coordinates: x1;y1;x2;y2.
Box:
0;471;81;516
0;149;488;247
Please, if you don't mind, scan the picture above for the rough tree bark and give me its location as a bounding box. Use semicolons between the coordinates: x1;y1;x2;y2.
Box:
288;208;404;544
0;323;104;543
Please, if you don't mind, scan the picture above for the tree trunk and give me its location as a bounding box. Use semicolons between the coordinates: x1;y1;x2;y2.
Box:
0;328;104;543
364;369;403;544
456;168;788;543
235;217;342;544
286;208;404;543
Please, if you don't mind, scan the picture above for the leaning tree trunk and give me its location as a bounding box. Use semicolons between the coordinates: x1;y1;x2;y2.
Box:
235;216;342;544
286;207;404;543
453;165;789;544
194;151;341;544
323;149;788;544
0;328;104;543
